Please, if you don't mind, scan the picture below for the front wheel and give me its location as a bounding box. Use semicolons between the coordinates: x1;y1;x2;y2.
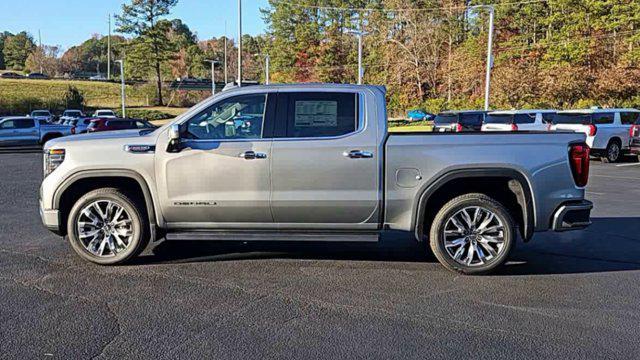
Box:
66;188;149;265
429;193;516;275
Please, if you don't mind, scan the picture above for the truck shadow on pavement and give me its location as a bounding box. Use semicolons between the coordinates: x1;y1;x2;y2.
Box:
140;217;640;276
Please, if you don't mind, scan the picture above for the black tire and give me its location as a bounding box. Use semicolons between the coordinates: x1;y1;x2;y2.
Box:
429;193;516;275
66;188;149;265
601;139;622;163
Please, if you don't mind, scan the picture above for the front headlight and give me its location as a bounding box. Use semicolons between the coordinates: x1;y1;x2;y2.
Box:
44;149;65;177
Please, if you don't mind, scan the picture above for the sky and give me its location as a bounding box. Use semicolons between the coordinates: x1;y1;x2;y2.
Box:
0;0;270;51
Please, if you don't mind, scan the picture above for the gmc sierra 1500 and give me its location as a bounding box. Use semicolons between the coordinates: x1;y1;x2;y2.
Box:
40;84;593;274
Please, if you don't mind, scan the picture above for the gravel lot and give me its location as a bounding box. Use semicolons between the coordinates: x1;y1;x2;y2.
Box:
1;151;639;359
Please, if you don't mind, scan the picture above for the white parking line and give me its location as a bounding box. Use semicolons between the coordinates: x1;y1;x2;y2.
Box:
616;163;640;167
591;175;640;180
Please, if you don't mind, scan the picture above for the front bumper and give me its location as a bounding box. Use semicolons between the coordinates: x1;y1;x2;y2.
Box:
39;198;62;235
552;200;593;231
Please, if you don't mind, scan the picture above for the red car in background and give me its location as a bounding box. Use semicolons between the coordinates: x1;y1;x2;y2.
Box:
87;118;157;133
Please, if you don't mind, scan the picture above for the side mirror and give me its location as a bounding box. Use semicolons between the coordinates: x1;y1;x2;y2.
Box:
167;124;182;153
169;124;180;141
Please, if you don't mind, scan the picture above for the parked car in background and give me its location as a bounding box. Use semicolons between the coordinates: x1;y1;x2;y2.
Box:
89;74;107;81
92;109;117;118
27;72;49;80
433;110;486;132
40;84;592;275
60;109;85;121
482;110;555;132
0;72;25;79
0;117;74;147
64;117;96;133
550;108;639;162
407;109;435;122
629;118;640;160
87;118;156;133
29;110;54;123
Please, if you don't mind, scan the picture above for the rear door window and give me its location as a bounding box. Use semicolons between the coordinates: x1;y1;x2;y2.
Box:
278;92;358;138
592;113;614;125
542;113;555;124
15;119;35;128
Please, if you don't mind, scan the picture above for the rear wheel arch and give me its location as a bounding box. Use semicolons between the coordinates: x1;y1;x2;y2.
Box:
413;168;535;242
53;170;158;239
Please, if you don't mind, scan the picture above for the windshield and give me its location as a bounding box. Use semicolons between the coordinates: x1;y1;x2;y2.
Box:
434;114;458;124
32;111;49;116
552;113;591;125
97;111;115;116
485;114;513;124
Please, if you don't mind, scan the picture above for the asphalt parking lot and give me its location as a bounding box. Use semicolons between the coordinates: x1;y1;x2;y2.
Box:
1;152;639;359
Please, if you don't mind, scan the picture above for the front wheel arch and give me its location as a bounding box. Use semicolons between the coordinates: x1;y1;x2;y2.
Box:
54;171;158;240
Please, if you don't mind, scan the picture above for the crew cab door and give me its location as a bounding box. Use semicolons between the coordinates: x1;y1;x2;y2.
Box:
155;93;276;227
270;91;381;230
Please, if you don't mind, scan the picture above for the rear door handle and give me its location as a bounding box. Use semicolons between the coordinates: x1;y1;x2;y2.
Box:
343;150;373;159
239;151;267;160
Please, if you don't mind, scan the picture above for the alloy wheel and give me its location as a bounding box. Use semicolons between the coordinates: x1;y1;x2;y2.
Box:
442;206;506;267
76;200;133;257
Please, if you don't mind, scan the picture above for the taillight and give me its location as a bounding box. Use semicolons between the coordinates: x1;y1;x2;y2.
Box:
510;123;519;131
630;125;639;137
587;124;597;137
71;127;76;134
569;143;590;187
454;123;463;132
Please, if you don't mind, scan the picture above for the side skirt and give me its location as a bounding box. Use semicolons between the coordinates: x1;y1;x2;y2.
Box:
165;230;380;243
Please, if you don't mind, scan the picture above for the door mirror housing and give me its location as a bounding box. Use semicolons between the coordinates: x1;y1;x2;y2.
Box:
167;124;182;153
169;124;181;141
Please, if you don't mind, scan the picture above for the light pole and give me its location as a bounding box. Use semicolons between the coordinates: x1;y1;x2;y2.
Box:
348;28;367;85
205;60;220;95
224;20;228;84
107;14;111;80
237;0;242;87
115;60;126;118
471;5;495;111
255;54;270;85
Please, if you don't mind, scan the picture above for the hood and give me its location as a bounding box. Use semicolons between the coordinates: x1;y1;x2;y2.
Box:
45;129;157;149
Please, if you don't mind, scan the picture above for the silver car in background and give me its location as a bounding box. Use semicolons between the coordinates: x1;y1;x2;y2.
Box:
550;108;639;162
482;109;555;132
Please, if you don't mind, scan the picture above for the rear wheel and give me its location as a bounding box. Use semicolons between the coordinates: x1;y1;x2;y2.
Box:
429;193;516;275
601;140;621;163
66;188;149;265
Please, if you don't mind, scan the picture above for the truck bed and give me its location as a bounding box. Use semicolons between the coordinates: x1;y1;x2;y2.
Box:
384;131;587;233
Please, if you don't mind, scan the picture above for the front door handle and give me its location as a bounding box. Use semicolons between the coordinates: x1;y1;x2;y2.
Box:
239;151;267;160
343;150;373;159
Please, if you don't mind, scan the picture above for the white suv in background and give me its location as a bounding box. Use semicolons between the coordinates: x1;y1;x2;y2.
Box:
482;109;555;132
550;108;640;162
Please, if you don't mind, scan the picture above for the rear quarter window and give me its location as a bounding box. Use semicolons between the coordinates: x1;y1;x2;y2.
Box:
621;112;639;125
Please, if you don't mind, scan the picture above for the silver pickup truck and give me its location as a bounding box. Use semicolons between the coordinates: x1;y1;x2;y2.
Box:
39;84;593;274
0;117;74;147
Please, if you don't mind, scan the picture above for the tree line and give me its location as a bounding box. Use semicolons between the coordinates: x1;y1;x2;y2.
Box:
2;0;640;112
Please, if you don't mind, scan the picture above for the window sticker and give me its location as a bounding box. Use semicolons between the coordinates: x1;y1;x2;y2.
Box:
294;101;338;127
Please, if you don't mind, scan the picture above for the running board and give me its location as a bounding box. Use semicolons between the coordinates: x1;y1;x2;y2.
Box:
165;231;380;243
